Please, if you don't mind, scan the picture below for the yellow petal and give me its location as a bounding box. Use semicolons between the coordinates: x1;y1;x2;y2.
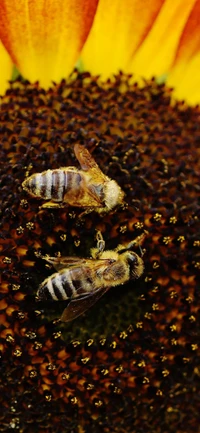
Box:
81;0;164;78
168;55;200;105
168;1;200;104
0;0;98;88
0;41;13;95
129;0;197;80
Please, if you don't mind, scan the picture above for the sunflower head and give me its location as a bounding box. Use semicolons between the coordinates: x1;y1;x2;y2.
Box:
0;72;199;432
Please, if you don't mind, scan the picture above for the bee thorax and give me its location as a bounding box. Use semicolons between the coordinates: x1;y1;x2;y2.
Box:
104;180;124;211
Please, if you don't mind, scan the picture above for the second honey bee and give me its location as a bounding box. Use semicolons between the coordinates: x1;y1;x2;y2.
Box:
22;144;124;215
36;232;146;322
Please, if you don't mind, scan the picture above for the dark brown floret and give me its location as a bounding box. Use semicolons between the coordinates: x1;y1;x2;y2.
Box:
0;72;199;433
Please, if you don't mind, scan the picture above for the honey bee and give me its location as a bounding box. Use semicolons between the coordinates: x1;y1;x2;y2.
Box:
36;231;146;322
22;144;124;215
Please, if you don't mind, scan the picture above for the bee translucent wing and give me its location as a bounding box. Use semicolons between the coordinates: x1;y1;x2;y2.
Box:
74;144;101;171
39;255;88;271
83;185;104;207
63;185;103;209
60;286;109;322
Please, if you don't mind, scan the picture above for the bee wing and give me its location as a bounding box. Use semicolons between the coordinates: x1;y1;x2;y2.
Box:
39;255;88;271
81;184;104;208
60;286;109;322
74;144;100;171
39;255;113;272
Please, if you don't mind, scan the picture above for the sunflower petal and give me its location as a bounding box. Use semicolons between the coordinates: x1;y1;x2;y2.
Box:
129;0;197;80
81;0;164;78
168;1;200;104
0;0;98;88
0;40;13;95
168;55;200;105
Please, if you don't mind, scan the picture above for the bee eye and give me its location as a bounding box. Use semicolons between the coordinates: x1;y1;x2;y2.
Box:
127;252;138;264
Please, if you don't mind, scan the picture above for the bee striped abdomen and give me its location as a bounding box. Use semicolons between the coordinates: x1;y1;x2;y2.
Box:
23;170;53;200
51;170;79;201
50;170;65;200
23;169;83;201
24;172;49;199
37;266;95;301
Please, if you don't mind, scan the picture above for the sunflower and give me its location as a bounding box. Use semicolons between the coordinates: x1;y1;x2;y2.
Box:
0;2;200;433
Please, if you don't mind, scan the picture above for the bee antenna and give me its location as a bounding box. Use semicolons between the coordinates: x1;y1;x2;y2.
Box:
139;246;146;257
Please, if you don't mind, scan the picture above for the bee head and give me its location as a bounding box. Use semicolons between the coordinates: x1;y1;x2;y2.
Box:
125;251;144;279
104;179;125;211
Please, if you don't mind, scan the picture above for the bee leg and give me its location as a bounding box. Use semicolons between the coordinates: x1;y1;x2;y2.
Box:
78;208;93;219
116;231;148;254
96;231;105;253
40;201;65;209
125;231;148;252
90;231;105;259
